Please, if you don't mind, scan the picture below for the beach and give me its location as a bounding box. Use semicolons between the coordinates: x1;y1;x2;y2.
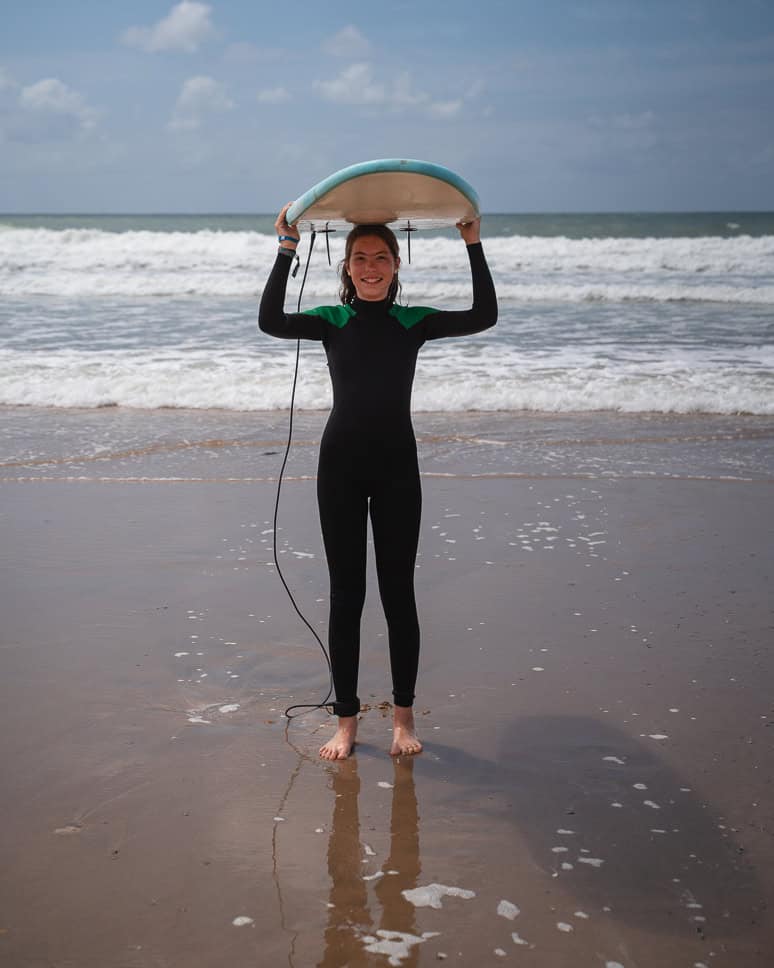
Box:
3;0;774;956
1;405;773;967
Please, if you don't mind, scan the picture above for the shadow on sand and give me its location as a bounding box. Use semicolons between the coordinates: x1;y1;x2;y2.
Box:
418;714;764;940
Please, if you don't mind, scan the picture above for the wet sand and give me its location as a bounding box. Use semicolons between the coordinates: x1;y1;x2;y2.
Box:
1;406;773;967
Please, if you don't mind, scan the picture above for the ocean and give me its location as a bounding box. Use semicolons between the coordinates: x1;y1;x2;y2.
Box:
1;212;772;415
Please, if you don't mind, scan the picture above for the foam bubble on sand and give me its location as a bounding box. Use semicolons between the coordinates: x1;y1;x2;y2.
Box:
361;929;439;965
497;899;520;920
174;651;190;657
494;948;506;957
606;962;625;968
603;755;626;765
577;857;604;868
232;916;253;927
219;704;239;713
557;922;573;932
378;781;394;789
363;871;384;882
643;800;661;810
649;733;669;740
402;884;476;909
187;716;211;724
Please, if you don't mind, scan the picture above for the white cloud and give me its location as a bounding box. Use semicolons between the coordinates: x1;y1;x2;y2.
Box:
391;72;427;109
257;87;291;104
169;76;233;130
322;25;371;58
314;63;385;105
20;78;99;129
426;99;462;119
122;1;216;53
314;63;461;119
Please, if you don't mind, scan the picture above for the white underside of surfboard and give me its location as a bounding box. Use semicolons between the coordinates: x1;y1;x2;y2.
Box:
286;160;480;232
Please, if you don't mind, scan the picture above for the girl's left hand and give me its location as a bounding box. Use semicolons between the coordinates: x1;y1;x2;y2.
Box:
456;216;481;245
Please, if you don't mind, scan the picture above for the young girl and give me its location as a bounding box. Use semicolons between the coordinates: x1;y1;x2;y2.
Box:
259;204;497;759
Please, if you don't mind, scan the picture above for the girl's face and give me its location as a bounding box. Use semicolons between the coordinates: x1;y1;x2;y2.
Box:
345;235;400;302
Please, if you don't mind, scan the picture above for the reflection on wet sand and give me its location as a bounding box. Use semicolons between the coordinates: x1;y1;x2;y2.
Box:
319;756;423;968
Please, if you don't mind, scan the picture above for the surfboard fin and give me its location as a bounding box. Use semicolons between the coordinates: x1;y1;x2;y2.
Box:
403;220;417;264
323;223;336;266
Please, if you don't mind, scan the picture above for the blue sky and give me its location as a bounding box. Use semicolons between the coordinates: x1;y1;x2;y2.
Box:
1;0;772;212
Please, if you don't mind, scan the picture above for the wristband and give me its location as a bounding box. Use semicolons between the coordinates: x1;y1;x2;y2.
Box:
278;235;299;245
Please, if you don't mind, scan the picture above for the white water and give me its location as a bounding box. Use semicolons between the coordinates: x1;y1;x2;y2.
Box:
1;228;772;302
1;226;772;414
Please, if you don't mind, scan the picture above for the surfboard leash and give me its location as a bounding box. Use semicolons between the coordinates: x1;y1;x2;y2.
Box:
270;230;335;721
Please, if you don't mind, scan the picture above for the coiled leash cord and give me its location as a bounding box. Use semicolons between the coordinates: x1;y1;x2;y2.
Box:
270;230;334;720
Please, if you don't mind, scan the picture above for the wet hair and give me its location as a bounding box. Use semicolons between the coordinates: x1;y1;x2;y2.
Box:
339;223;402;305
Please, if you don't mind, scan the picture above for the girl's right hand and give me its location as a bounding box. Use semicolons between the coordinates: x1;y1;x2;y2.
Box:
456;216;481;245
275;203;300;247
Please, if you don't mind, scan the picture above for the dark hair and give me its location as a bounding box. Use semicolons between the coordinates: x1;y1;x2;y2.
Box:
339;223;402;305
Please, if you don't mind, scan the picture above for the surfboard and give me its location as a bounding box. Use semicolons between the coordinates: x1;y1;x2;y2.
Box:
286;159;480;232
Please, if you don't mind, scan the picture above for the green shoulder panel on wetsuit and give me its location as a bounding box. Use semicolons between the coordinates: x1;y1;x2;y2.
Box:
388;305;438;330
302;305;355;328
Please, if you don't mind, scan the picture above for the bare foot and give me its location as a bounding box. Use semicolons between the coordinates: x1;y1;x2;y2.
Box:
390;706;423;756
319;715;358;760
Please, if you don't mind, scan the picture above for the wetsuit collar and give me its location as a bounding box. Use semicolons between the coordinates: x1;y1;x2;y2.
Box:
352;296;392;315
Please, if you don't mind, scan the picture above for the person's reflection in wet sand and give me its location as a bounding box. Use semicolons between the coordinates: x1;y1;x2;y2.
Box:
319;759;372;967
375;757;421;966
319;756;421;968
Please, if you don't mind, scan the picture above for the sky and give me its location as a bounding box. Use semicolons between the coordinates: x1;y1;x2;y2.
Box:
1;0;773;213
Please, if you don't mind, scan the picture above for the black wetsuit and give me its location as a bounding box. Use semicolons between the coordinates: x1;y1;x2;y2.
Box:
259;242;497;716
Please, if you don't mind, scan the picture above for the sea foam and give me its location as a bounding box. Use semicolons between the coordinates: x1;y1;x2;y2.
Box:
1;228;772;303
2;226;771;415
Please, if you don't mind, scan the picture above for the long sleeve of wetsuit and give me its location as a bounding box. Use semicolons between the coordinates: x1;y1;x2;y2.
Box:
420;242;498;340
258;251;325;341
